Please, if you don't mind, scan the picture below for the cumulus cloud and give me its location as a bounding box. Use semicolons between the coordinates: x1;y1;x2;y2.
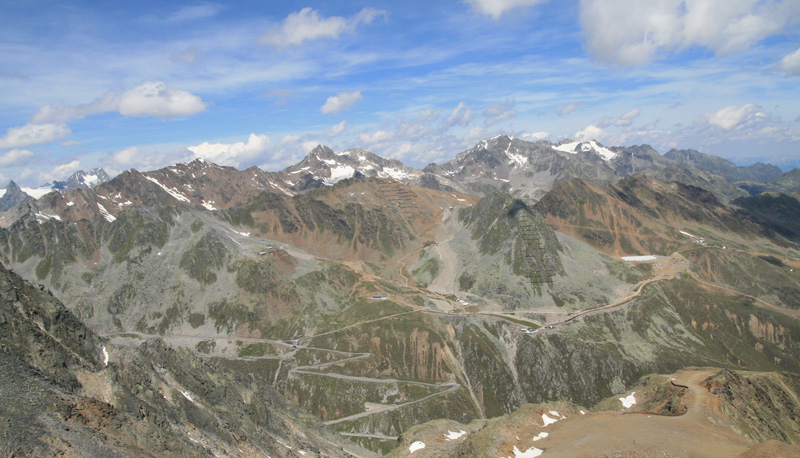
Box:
556;102;582;116
779;47;800;76
32;82;205;123
615;108;641;127
279;134;301;145
112;146;144;168
521;131;550;141
359;130;394;146
0;123;71;149
260;7;385;48
700;104;766;130
321;91;363;115
40;160;81;183
0;149;35;167
188;133;270;167
483;100;517;126
580;0;800;66
466;0;548;19
326;120;348;136
119;81;207;119
575;124;607;142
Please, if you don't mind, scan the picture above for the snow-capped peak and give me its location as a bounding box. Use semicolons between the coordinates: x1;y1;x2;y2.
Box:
552;140;617;162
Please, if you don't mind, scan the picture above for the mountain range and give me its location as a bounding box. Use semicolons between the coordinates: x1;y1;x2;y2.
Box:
1;135;800;457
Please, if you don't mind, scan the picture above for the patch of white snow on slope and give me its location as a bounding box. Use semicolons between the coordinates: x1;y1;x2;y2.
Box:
620;392;637;409
504;445;544;458
409;441;425;453
541;413;559;426
445;430;467;441
143;175;190;202
102;346;109;366
97;203;116;222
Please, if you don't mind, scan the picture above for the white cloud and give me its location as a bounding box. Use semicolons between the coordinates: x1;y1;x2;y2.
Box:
466;0;548;19
0;123;71;149
779;47;800;76
32;91;118;124
615;108;641;127
702;104;766;130
119;81;207;119
321;91;363;115
327;120;348;137
260;7;385;48
40;160;81;183
521;131;550;140
112;146;144;168
188;133;270;167
359;130;394;146
279;134;300;145
0;149;35;167
575;124;607;142
444;102;473;127
32;82;205;123
556;102;582;116
301;141;320;153
580;0;800;66
483;100;517;126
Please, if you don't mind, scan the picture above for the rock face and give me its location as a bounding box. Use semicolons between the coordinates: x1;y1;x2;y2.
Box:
0;260;374;457
665;148;783;183
0;180;33;211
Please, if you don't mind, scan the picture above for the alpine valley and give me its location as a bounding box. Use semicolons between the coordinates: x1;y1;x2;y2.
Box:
2;135;800;457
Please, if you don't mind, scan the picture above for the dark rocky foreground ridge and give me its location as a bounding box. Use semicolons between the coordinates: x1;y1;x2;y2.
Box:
0;261;374;457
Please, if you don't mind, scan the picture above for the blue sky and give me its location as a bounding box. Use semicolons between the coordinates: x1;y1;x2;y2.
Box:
1;0;799;186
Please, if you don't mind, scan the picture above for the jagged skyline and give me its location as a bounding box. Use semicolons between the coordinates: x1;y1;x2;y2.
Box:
1;0;799;187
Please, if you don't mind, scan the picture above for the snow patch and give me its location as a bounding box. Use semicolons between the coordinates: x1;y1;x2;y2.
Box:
541;413;559;426
84;174;99;187
533;432;548;441
409;441;426;453
381;167;410;180
96;203;116;222
0;189;5;198
66;201;74;206
143;175;190;202
323;165;355;185
21;186;54;199
35;212;61;222
507;152;528;167
621;255;657;262
552;140;616;162
679;230;697;238
102;346;109;366
201;201;217;211
619;392;637;409
444;430;467;441
504;445;544;458
180;390;195;403
234;231;250;237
